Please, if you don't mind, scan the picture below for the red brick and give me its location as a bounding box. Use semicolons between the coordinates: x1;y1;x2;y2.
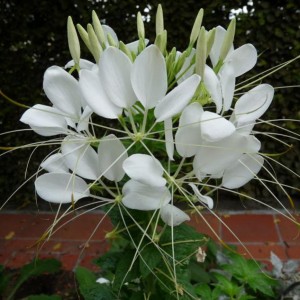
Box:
235;243;287;260
60;254;80;271
6;252;36;269
189;213;221;239
275;214;300;242
79;255;100;272
221;214;279;243
286;244;300;260
49;213;113;240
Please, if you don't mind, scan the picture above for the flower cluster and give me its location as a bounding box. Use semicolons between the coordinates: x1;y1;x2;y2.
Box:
20;7;274;227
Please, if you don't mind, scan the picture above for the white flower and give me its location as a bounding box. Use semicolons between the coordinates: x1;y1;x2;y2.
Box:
20;66;92;135
121;154;189;226
35;172;90;203
79;45;201;122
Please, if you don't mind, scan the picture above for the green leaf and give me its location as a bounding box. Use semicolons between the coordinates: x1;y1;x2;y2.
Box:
113;249;139;291
160;223;208;261
75;267;114;300
75;266;97;287
0;265;11;294
139;243;162;278
7;259;61;300
222;253;278;297
194;283;212;299
213;272;242;297
94;250;123;274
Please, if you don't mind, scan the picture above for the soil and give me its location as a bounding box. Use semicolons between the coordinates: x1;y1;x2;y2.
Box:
1;269;83;300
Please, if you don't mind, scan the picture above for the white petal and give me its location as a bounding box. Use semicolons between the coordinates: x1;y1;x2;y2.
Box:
76;106;93;132
193;132;249;177
99;47;137;108
131;45;168;109
123;154;166;187
79;68;122;119
20;104;68;136
61;136;100;180
65;59;95;70
189;183;214;209
160;204;190;226
122;180;171;210
43;66;82;118
200;111;235;142
40;153;69;173
222;154;264;189
103;25;119;45
126;39;149;53
203;65;222;113
176;49;196;84
164;118;174;161
219;64;235;112
234;84;274;126
209;26;226;67
175;103;203;157
224;44;257;77
98;134;128;182
209;26;234;67
35;173;90;203
155;74;201;122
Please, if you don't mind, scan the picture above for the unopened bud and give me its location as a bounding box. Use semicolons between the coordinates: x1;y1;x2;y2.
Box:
92;10;106;48
107;33;117;47
189;8;204;46
87;24;102;63
206;28;216;58
156;4;164;36
137;12;145;39
195;27;206;78
219;18;236;61
77;24;92;53
119;41;133;61
155;30;167;54
67;16;80;65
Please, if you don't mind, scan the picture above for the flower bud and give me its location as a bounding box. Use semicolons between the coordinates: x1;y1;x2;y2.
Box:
119;41;133;61
155;30;167;54
67;16;80;65
107;33;117;47
77;24;92;53
87;24;102;63
189;8;204;46
219;18;236;61
206;28;216;58
137;12;145;39
92;10;106;48
156;4;164;36
195;27;206;78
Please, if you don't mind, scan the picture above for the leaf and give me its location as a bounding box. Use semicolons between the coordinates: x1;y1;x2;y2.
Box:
0;265;11;294
194;283;212;299
75;267;114;300
160;223;208;261
139;243;162;278
7;259;61;300
222;253;278;297
75;266;97;287
113;249;139;291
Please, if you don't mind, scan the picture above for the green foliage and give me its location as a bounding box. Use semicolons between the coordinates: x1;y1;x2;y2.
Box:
93;207;280;299
4;258;61;300
0;265;11;294
75;266;115;300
